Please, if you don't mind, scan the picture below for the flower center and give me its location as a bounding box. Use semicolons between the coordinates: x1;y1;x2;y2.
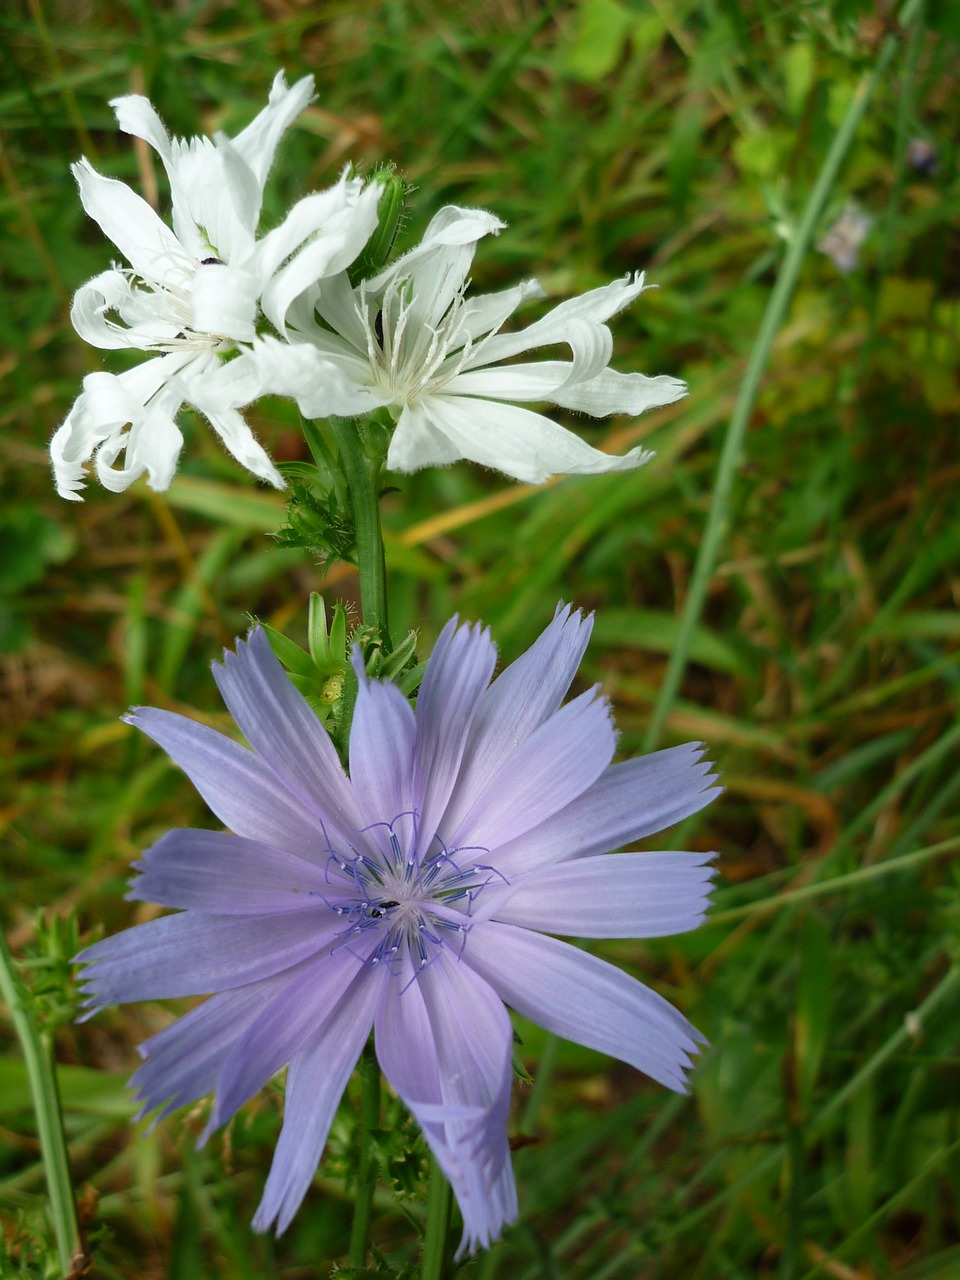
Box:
124;255;235;355
356;277;474;407
317;812;505;983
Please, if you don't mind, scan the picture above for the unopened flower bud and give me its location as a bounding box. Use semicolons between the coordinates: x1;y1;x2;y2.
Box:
347;166;408;284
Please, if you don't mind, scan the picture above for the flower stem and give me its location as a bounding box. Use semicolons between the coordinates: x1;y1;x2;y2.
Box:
0;929;80;1275
420;1156;451;1280
348;1046;381;1269
329;416;390;644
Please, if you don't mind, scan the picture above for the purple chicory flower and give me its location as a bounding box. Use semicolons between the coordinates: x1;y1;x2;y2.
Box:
77;608;719;1254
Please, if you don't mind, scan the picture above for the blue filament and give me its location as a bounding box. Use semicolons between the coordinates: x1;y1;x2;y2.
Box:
316;811;507;984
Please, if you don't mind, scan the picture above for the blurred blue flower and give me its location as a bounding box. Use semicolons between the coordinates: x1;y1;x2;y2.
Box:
78;608;718;1253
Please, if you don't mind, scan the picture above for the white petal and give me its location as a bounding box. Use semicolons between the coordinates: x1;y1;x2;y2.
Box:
72;160;191;289
552;367;688;416
457;316;613;394
110;94;173;163
167;137;254;264
184;355;285;485
449;361;687;417
385;403;466;473
311;270;368;349
50;395;101;501
191;261;259;342
369;206;505;292
197;406;284;488
389;394;652;484
256;177;372;282
207;137;263;252
109;94;204;251
258;181;381;333
51;359;184;500
241;337;385;419
229;71;315;190
474;272;648;367
457;279;544;345
91;373;185;493
369;205;504;332
71;269;143;350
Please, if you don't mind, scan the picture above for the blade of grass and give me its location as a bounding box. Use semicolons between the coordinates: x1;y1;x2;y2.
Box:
643;0;926;751
0;930;80;1276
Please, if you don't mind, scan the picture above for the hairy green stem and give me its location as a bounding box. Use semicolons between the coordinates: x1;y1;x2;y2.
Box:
421;1156;452;1280
348;1046;382;1269
329;416;390;644
0;929;80;1275
643;0;925;751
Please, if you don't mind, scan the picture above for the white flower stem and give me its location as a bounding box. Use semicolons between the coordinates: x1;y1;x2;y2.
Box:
0;929;81;1275
328;416;390;643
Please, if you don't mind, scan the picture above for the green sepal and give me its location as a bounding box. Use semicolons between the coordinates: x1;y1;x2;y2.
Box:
394;661;427;698
260;623;317;680
261;596;351;735
310;593;348;672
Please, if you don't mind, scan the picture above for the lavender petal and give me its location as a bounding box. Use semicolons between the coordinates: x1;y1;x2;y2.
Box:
349;655;419;823
466;922;705;1093
375;954;517;1255
414;618;496;848
439;605;593;838
253;966;384;1233
128;829;342;913
130;973;290;1122
487;851;715;938
212;628;363;844
128;707;330;862
76;910;339;1009
493;743;720;876
449;685;615;856
206;948;365;1137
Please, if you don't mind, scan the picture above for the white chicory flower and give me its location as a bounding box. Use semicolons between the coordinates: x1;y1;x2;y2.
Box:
263;205;687;484
817;202;873;274
51;73;382;500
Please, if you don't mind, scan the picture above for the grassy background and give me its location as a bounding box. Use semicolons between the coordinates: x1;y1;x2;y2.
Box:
2;0;960;1276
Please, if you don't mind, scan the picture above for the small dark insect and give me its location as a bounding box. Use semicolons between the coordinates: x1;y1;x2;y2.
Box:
200;256;225;266
368;899;399;919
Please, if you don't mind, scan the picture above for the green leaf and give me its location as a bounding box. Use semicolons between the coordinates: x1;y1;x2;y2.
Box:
591;608;747;675
564;0;634;80
796;913;832;1110
783;41;815;117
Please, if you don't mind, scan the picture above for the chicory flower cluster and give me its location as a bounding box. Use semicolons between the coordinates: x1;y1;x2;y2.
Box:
57;72;718;1260
52;73;685;499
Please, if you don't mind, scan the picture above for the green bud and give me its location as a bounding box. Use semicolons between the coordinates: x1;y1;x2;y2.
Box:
347;165;409;285
262;596;353;730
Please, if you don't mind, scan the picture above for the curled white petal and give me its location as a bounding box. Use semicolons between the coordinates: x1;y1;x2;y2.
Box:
55;72;375;500
288;215;679;482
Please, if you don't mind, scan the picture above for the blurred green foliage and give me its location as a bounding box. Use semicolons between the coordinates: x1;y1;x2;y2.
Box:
1;0;959;1276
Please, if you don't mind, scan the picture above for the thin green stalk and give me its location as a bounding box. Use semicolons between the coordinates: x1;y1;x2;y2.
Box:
0;930;80;1276
520;1031;559;1134
348;1047;382;1269
710;834;960;926
421;1156;452;1280
659;962;960;1240
329;416;390;643
643;0;925;751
